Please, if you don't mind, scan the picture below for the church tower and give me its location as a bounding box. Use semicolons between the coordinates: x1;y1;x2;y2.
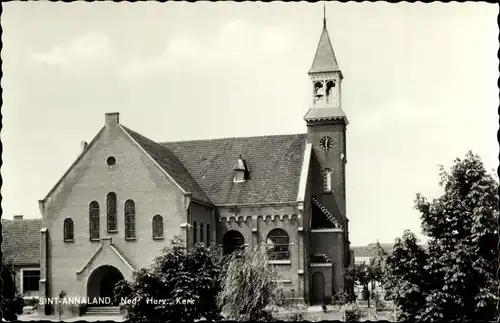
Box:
304;12;348;218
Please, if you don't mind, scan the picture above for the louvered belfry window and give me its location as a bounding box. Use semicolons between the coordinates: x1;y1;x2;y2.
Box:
124;200;136;239
89;201;100;241
107;192;117;233
152;214;163;239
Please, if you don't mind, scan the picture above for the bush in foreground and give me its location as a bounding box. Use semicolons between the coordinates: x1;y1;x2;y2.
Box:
114;236;222;323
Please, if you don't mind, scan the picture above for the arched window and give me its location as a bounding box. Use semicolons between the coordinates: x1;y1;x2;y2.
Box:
326;80;336;97
124;200;136;240
193;221;197;244
314;81;325;97
64;218;74;242
266;229;290;260
223;230;245;255
107;192;117;233
323;168;332;192
89;201;100;241
206;224;210;245
152;214;163;240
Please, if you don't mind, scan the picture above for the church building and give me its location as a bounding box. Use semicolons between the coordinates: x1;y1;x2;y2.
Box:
36;17;351;315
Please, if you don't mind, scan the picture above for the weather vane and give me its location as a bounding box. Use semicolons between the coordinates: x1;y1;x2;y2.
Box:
323;1;327;28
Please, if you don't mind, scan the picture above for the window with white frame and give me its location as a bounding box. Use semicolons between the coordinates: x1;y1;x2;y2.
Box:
22;269;40;293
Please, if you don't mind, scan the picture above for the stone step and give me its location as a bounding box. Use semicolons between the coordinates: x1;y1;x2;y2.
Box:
85;306;121;315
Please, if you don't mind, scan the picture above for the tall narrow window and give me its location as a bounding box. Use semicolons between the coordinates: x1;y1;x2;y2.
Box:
124;200;136;240
193;221;197;244
89;201;100;241
107;192;117;233
200;222;204;245
64;218;74;242
152;214;164;239
323;168;332;192
206;224;210;245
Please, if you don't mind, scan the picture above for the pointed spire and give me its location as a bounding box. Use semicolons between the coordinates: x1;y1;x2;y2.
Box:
309;6;341;75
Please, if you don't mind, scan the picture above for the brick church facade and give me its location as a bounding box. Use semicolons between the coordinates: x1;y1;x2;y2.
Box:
36;18;352;315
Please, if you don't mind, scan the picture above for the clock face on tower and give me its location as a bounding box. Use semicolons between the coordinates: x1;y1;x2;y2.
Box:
320;136;333;150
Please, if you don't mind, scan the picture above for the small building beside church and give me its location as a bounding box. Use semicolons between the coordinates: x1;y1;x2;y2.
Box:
35;18;352;315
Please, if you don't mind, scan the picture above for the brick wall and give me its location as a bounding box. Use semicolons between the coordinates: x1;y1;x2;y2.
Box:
215;204;304;300
41;120;188;300
189;203;213;247
309;230;344;296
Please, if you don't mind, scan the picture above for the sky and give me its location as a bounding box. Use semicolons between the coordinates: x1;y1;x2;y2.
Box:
1;2;498;246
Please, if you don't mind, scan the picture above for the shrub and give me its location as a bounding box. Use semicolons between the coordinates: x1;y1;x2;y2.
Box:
332;291;353;306
343;303;363;322
217;245;288;321
263;303;305;321
114;236;223;322
1;295;24;321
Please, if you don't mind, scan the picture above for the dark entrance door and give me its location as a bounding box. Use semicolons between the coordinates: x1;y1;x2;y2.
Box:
87;265;124;306
311;272;325;305
100;270;123;305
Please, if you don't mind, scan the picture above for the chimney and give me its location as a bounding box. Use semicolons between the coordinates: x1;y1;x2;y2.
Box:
105;112;120;127
13;215;23;221
80;141;88;151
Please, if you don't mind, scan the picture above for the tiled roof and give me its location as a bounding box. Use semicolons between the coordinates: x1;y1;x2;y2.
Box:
352;242;429;258
162;134;308;205
309;25;340;74
1;219;42;266
121;126;211;204
351;243;393;258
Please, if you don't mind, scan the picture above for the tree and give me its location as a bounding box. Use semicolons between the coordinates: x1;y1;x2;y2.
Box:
383;230;429;321
217;245;294;321
0;262;24;321
384;151;499;321
114;236;223;323
343;244;386;309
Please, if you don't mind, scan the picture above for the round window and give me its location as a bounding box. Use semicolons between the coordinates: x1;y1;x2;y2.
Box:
107;156;116;166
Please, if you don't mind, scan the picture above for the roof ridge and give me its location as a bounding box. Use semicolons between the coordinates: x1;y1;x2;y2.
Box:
160;133;307;145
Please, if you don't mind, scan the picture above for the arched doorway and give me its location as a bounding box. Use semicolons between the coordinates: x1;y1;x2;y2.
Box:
311;272;325;305
222;230;245;255
87;265;124;306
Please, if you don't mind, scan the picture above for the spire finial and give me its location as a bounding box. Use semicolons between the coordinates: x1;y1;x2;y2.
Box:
323;1;327;28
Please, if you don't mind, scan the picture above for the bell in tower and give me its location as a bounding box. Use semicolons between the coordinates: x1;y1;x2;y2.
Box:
304;10;347;121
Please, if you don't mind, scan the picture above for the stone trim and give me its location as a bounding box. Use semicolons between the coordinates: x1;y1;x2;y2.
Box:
310;228;343;233
310;263;333;267
297;143;312;203
268;260;291;265
76;246;103;276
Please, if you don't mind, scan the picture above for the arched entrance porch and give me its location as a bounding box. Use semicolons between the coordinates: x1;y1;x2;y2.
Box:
87;265;124;306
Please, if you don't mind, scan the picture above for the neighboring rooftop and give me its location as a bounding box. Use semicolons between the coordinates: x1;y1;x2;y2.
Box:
351;243;394;258
352;242;430;258
2;217;42;266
